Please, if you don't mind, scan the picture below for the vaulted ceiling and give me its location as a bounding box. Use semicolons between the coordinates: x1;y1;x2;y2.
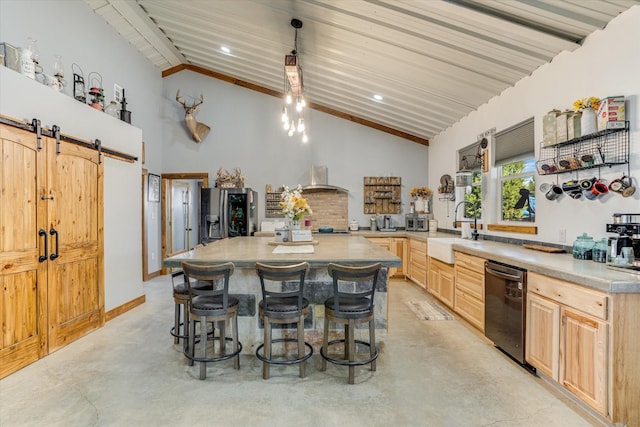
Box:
86;0;638;145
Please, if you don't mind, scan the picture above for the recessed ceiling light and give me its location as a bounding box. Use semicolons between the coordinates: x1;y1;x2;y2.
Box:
373;94;383;102
221;46;231;54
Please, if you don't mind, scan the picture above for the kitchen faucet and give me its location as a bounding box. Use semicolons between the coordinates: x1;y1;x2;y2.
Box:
453;200;480;241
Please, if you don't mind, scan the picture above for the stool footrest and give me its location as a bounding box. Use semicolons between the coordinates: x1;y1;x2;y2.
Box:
320;338;379;366
255;338;314;366
183;336;243;363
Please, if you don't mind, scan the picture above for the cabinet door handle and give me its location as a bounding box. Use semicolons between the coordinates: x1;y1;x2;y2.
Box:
49;228;59;260
38;229;48;262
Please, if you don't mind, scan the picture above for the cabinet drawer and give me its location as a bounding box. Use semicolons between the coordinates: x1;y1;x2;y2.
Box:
454;251;486;273
410;252;427;269
455;289;484;332
528;272;607;320
410;239;427;256
455;267;484;301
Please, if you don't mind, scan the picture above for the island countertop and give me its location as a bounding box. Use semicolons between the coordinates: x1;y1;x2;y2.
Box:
163;235;402;269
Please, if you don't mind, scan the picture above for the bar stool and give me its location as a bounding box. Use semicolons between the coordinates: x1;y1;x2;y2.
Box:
170;244;206;346
254;262;313;379
182;261;242;380
320;262;381;384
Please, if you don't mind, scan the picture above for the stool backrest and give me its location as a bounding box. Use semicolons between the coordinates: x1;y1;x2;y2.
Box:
181;261;235;311
255;262;310;315
171;244;205;290
327;263;382;315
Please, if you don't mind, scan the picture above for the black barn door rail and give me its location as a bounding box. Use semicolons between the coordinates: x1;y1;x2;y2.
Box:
0;115;138;163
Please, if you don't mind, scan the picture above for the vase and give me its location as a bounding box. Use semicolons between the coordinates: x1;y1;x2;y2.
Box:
580;107;597;136
414;197;426;213
289;219;301;230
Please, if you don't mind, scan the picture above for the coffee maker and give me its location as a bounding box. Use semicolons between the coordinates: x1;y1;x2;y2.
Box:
606;213;640;265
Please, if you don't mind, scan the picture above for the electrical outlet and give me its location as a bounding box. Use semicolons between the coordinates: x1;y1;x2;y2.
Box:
114;83;123;103
559;228;566;243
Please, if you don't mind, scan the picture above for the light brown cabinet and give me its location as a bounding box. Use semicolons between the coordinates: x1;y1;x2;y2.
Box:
453;252;485;331
525;292;560;381
0;122;104;379
367;237;405;278
407;238;427;288
526;272;608;416
428;257;455;308
560;307;607;413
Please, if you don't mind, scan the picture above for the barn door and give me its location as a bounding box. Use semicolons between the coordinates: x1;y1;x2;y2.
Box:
0;124;47;378
46;136;104;352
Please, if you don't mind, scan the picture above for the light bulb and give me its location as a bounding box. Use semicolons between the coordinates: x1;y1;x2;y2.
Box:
302;133;309;143
283;120;290;131
300;97;306;108
297;118;305;132
296;101;302;112
285;92;292;104
281;107;288;123
288;126;295;137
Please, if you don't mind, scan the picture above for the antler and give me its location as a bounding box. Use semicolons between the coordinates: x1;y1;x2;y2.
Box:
176;90;203;109
176;90;186;108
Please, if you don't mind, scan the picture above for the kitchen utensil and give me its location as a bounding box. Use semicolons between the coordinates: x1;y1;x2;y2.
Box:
349;220;359;231
545;184;563;200
609;175;636;197
585;180;608;200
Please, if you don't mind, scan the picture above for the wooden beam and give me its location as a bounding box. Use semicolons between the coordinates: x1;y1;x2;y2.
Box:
162;64;429;146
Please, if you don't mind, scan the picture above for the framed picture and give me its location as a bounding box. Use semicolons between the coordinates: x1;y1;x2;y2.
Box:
148;173;160;202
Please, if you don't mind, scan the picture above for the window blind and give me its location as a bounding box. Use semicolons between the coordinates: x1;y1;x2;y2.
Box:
495;118;534;164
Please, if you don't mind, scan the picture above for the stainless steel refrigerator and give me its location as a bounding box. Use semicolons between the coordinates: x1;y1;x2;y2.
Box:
200;187;258;242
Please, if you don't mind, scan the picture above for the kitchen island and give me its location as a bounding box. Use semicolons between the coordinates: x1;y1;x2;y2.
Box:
164;235;401;353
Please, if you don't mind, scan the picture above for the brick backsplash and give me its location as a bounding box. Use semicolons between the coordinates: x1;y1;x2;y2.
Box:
304;191;348;230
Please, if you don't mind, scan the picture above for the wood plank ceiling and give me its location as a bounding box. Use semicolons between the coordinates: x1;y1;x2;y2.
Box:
85;0;638;145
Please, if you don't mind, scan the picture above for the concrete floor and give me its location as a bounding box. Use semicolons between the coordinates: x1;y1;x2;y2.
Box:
0;276;605;427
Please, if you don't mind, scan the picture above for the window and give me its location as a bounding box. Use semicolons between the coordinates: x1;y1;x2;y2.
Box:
495;118;535;223
457;142;484;219
499;157;535;222
464;171;482;219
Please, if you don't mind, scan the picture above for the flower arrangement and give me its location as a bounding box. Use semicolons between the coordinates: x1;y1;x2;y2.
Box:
572;96;600;112
410;186;433;198
280;185;312;220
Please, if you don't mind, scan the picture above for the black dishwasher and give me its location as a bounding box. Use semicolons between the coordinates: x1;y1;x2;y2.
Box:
485;260;534;372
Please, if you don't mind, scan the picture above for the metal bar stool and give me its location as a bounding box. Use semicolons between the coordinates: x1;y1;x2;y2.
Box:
182;261;242;380
255;262;313;379
320;262;381;384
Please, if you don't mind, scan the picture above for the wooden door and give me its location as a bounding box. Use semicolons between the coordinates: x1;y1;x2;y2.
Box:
46;136;104;352
428;259;440;296
0;124;47;378
525;292;560;380
560;307;607;415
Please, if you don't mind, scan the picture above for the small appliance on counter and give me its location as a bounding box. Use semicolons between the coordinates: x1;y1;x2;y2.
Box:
405;213;432;231
605;213;640;268
378;215;396;231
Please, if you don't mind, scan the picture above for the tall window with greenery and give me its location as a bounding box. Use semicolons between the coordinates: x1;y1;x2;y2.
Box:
464;171;482;218
500;157;535;222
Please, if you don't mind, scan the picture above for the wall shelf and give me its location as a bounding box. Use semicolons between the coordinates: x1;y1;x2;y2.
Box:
363;176;401;214
265;191;283;217
536;122;629;176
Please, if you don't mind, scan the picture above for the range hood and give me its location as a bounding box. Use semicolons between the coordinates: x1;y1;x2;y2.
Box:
302;166;349;193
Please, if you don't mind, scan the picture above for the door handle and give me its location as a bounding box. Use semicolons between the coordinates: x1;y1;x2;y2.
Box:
38;229;48;262
49;228;59;260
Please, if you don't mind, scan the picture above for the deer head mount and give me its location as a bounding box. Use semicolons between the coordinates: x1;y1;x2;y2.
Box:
176;90;211;143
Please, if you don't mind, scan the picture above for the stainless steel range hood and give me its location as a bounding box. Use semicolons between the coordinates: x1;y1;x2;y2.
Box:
302;166;348;193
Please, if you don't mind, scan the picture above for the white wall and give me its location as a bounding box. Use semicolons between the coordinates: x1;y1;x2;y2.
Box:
0;0;165;275
162;71;429;229
429;6;640;246
0;0;166;309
